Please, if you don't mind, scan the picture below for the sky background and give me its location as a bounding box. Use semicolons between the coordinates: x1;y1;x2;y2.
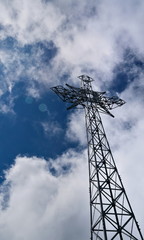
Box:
0;0;144;239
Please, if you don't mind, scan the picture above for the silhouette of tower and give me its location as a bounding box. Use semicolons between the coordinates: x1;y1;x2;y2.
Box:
51;75;143;240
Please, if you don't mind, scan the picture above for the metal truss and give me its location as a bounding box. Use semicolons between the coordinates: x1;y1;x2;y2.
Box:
51;75;143;240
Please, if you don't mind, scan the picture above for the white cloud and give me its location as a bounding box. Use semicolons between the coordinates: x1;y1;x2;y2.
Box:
0;0;65;44
41;121;63;136
52;0;144;83
0;0;144;89
66;109;86;145
0;152;90;240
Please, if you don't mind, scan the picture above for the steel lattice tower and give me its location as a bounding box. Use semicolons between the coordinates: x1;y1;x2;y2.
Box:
51;75;143;240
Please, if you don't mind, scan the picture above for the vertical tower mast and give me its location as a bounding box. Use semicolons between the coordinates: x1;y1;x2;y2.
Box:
51;75;143;240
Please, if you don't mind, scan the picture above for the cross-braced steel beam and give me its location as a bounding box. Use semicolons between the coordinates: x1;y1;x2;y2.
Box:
51;75;143;240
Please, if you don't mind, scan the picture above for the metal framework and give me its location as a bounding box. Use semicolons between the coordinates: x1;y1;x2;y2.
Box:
51;75;143;240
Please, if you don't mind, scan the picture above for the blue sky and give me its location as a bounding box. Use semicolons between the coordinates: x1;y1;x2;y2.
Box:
0;45;141;171
0;0;144;239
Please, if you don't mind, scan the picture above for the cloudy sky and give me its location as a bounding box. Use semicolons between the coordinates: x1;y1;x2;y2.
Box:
0;0;144;239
